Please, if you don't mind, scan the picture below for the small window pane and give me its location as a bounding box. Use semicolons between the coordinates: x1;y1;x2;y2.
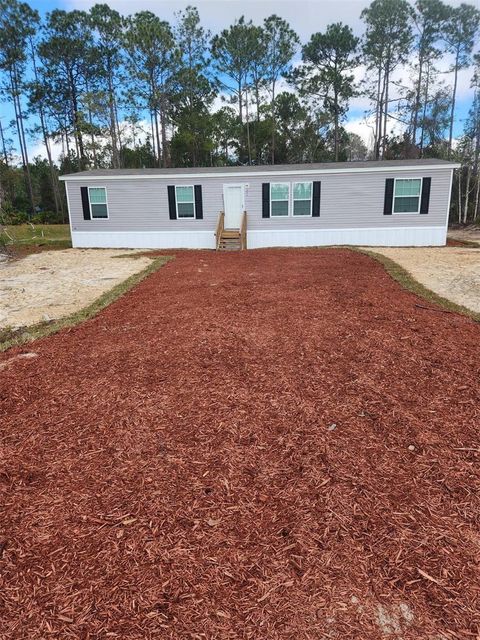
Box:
271;184;289;200
176;186;194;203
293;182;312;199
177;202;195;218
393;196;419;213
91;203;108;218
293;200;311;216
271;201;289;216
89;187;106;204
395;179;421;197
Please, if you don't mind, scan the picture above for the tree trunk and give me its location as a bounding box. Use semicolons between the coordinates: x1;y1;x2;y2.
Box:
334;91;339;162
474;172;480;220
238;79;243;125
150;109;157;161
373;68;382;160
0;118;8;166
458;169;462;224
108;64;120;169
463;164;471;223
448;50;460;159
419;61;431;157
159;96;169;168
271;79;276;165
382;61;390;160
412;55;424;149
69;69;86;167
245;88;252;165
154;109;162;168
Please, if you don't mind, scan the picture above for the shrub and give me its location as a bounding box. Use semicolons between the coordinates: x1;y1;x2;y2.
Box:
31;210;64;224
0;208;29;225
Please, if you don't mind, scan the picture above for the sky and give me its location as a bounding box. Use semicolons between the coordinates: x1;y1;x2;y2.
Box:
4;0;480;162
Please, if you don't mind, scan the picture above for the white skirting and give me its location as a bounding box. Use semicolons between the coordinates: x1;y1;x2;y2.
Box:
71;226;446;250
71;230;216;249
247;226;446;248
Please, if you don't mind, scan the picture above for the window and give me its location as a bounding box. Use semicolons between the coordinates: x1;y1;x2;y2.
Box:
293;182;312;216
393;178;422;214
89;187;108;219
175;185;195;218
270;183;290;216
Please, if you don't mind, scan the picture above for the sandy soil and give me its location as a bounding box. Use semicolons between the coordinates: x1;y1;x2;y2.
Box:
0;249;153;329
448;226;480;244
369;246;480;313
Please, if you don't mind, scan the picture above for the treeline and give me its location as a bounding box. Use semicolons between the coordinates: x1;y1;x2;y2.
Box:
0;0;479;223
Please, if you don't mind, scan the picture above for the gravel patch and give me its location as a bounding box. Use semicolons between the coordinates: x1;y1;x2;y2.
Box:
367;246;480;313
0;249;153;329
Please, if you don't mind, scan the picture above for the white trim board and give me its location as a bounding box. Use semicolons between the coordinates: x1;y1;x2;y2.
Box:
247;226;446;248
71;229;216;249
71;226;446;250
60;164;461;182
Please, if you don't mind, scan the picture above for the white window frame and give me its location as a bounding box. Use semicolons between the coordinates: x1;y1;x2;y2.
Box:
88;186;109;220
175;185;196;219
292;181;313;217
392;177;423;215
270;182;290;217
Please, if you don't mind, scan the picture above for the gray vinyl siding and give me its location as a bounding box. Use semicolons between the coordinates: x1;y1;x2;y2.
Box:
66;167;451;233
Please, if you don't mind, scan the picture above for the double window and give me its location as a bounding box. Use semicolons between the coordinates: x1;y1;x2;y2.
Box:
88;187;108;219
393;178;422;214
270;181;313;217
175;185;196;218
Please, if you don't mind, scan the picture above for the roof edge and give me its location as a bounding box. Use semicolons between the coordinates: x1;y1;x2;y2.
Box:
59;162;461;181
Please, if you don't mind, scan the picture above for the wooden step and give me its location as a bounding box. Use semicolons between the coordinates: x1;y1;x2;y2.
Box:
218;238;241;251
217;226;242;251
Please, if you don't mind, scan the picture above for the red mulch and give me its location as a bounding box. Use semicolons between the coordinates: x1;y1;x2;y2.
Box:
1;249;479;639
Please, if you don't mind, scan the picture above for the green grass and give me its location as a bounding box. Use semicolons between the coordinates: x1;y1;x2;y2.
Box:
1;224;72;251
358;248;480;323
0;254;172;352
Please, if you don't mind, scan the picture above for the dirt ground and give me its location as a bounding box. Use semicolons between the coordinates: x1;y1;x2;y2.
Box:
1;249;479;639
368;246;480;313
0;249;153;329
448;225;480;244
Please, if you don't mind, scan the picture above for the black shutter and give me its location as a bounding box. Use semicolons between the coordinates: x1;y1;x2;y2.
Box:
262;183;270;218
420;177;431;214
312;181;321;217
194;185;203;219
383;178;394;215
167;185;176;220
81;186;90;220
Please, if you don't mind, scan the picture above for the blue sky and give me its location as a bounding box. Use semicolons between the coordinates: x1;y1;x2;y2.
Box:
2;0;480;161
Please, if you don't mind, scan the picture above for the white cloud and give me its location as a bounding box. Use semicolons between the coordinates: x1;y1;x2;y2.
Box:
64;0;480;41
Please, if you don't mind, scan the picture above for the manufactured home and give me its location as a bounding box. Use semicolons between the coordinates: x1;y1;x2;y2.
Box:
60;159;459;250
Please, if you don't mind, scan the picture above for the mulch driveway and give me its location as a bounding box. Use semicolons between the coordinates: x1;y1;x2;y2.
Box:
1;249;479;639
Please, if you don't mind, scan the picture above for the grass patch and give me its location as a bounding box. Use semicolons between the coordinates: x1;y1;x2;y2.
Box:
1;224;72;253
358;248;480;323
0;254;172;352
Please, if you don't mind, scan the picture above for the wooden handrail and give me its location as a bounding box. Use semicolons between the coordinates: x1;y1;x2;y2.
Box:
215;211;225;250
240;211;247;250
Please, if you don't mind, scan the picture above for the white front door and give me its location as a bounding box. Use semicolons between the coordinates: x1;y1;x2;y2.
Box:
223;184;245;229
